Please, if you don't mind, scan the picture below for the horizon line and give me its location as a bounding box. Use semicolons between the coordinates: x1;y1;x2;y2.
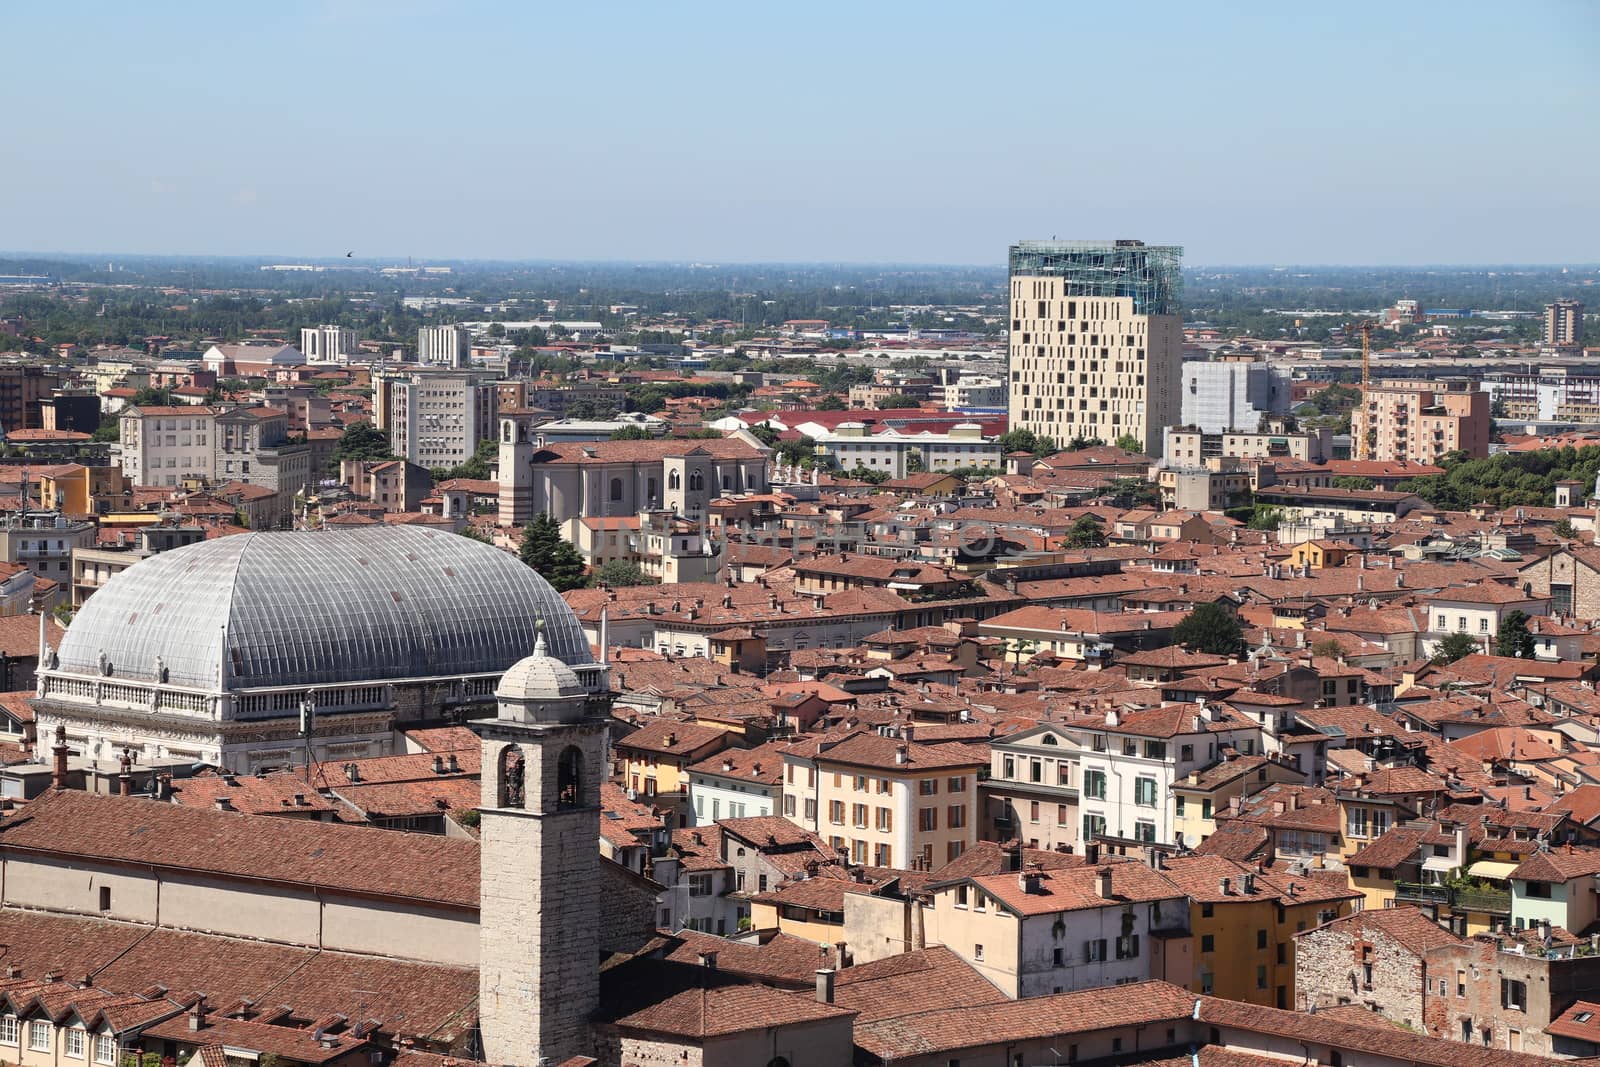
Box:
2;251;1599;273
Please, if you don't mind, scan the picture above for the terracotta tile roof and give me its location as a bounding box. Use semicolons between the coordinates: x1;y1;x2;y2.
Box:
751;872;880;912
598;957;853;1038
1548;1000;1600;1044
686;741;788;785
852;978;1193;1059
1509;844;1600;883
1197;994;1561;1067
1345;826;1428;869
658;930;840;986
0;911;476;1045
0;614;65;659
143;1015;371;1063
929;840;1086;879
401;726;480;753
828;946;1008;1022
803;733;988;773
614;720;729;757
1191;822;1271;862
535;438;764;465
302;748;480;788
1548;783;1600;826
1298;905;1463;955
717;815;824;851
334;777;480;819
0;790;479;909
1160;855;1360;906
170;771;343;816
949;859;1183;917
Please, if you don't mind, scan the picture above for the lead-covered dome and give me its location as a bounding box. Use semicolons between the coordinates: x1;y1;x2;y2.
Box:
56;526;592;691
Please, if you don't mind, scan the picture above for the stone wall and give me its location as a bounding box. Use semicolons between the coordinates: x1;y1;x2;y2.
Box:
1294;918;1426;1029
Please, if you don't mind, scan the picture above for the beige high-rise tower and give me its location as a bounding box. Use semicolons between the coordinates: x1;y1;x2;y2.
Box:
474;631;611;1065
1007;240;1183;456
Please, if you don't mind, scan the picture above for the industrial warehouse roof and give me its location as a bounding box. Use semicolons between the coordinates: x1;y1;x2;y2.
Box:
53;526;592;691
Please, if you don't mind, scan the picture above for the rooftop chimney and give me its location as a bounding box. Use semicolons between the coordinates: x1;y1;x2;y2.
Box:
1084;842;1100;865
816;968;836;1004
1019;863;1043;895
697;951;717;970
214;797;233;812
1219;876;1232;896
446;754;459;773
51;725;69;791
1096;866;1114;899
432;755;445;775
894;745;908;765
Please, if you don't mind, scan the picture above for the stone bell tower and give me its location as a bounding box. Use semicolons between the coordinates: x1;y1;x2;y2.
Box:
473;632;609;1065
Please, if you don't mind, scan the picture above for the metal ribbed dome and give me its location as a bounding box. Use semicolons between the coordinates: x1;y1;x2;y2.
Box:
56;527;592;691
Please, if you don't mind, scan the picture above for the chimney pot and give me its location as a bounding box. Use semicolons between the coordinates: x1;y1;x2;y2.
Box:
815;968;836;1004
1096;866;1114;899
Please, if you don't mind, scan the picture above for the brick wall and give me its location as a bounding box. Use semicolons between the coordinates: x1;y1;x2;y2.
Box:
1424;939;1600;1056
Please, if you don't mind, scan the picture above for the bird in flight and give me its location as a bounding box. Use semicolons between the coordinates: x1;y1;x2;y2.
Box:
346;251;354;258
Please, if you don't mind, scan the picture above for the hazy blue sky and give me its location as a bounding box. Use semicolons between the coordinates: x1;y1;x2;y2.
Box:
4;1;1596;265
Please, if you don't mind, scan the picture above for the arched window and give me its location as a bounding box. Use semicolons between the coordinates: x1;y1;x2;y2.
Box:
498;746;525;809
502;421;514;443
647;476;658;505
609;477;623;502
557;746;584;810
689;470;704;492
669;470;681;491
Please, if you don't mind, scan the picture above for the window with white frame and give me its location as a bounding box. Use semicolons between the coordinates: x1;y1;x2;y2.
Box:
66;1027;85;1059
0;1015;16;1045
29;1020;50;1051
94;1032;115;1065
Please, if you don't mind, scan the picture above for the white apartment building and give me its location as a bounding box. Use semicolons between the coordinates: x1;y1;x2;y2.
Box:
924;859;1188;997
417;324;471;368
376;370;498;468
299;325;358;364
1007;240;1183;456
941;374;1007;410
120;405;215;486
1075;703;1262;848
812;422;1001;479
1423;584;1551;658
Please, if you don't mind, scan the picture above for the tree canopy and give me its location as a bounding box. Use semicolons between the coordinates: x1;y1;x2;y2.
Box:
996;428;1059;457
1064;515;1105;549
330;422;393;470
1171;603;1244;656
1397;445;1600;511
433;438;496;482
1496;610;1535;659
518;513;587;592
1432;631;1480;665
592;559;652;587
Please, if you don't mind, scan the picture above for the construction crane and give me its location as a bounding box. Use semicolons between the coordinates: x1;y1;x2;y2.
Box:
1352;319;1378;461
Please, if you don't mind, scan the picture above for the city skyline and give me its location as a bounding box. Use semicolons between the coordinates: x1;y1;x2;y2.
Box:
3;1;1596;265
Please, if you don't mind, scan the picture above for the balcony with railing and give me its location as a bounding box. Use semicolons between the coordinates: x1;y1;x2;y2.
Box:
1394;881;1449;906
1392;880;1510;914
1454;886;1512;915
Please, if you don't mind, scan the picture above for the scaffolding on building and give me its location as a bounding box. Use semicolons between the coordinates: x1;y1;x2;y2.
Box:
1008;239;1183;317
